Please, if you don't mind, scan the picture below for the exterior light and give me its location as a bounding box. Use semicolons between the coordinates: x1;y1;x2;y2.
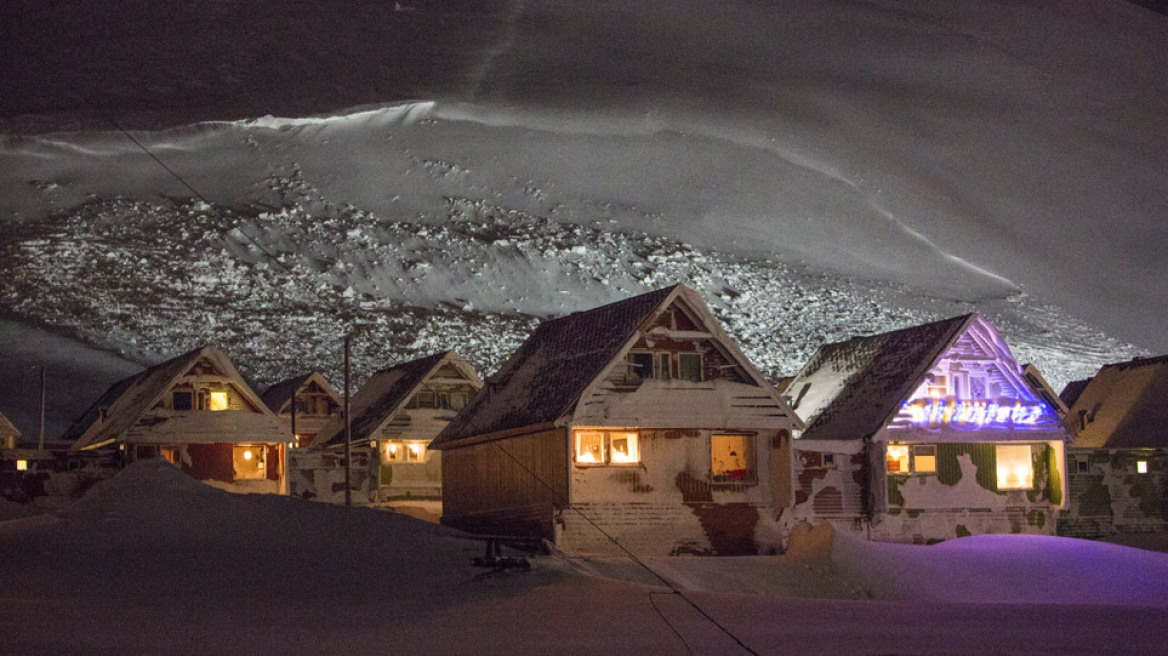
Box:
370;440;379;449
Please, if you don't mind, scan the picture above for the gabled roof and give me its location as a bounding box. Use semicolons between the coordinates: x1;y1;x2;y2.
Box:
68;346;282;449
313;351;481;449
786;315;971;442
0;411;19;440
1063;354;1168;448
261;371;339;415
1059;378;1092;409
432;284;795;448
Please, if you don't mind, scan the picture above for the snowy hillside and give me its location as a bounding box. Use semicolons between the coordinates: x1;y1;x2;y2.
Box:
2;1;1166;437
1;461;1166;654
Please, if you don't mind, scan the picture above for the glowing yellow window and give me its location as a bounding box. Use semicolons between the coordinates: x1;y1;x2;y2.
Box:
711;434;755;482
996;444;1034;490
233;444;267;480
1137;460;1148;474
406;442;426;463
575;431;605;464
887;444;910;473
609;432;639;464
384;441;403;463
912;445;937;473
16;459;28;471
208;391;229;411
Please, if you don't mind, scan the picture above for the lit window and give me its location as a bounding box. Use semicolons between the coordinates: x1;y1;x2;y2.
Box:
233;445;267;480
172;391;193;411
912;445;936;473
208;391;228;411
887;444;910;473
609;432;639;464
711;434;755;482
996;444;1034;490
16;459;28;471
1137;460;1148;474
382;440;426;464
160;447;178;464
406;442;426;463
575;431;605;463
384;441;402;462
678;353;703;382
928;375;948;398
574;430;640;465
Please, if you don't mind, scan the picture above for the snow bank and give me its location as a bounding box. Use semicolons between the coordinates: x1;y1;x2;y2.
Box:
833;532;1168;607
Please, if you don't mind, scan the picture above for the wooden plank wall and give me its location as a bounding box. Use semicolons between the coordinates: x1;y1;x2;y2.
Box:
440;428;568;539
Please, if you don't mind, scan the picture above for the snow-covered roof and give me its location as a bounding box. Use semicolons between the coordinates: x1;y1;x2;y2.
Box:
124;410;290;444
786;315;972;442
68;345;278;449
432;284;795;448
313;351;481;448
1059;378;1092;409
1063;354;1168;449
260;371;339;414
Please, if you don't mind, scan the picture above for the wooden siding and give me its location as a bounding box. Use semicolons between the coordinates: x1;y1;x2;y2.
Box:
440;427;569;539
1059;448;1168;538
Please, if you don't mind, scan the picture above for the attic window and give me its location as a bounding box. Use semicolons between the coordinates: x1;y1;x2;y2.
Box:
233;445;267;480
678;353;703;383
574;430;640;465
207;391;228;411
172;391;193;411
711;434;755;483
995;444;1034;490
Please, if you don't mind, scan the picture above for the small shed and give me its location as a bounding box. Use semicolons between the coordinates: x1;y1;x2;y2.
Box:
1059;355;1168;538
261;371;342;448
65;345;291;494
431;285;800;556
302;351;482;511
784;314;1070;544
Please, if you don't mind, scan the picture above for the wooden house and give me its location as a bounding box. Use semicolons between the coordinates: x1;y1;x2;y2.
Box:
1058;355;1168;538
305;351;482;510
0;411;19;450
783;314;1070;544
261;371;342;448
430;285;800;556
65;346;291;494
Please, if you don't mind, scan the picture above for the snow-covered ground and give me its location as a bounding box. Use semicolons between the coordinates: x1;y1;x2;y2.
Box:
2;461;1166;655
1;3;1165;439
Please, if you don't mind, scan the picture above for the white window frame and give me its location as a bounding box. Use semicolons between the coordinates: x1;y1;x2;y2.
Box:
573;430;641;466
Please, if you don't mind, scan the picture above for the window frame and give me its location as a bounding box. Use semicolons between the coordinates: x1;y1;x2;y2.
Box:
677;352;704;383
573;430;641;466
886;443;938;476
232;444;267;481
710;433;757;484
995;444;1035;490
172;391;194;411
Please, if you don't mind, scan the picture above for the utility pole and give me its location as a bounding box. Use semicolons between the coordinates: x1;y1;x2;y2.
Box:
290;385;298;447
38;365;46;450
344;334;352;507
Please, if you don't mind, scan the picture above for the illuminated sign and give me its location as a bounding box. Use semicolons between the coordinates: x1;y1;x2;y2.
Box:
895;398;1059;431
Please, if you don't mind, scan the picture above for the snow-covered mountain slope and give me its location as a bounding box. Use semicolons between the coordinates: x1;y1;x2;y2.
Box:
1;1;1165;436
